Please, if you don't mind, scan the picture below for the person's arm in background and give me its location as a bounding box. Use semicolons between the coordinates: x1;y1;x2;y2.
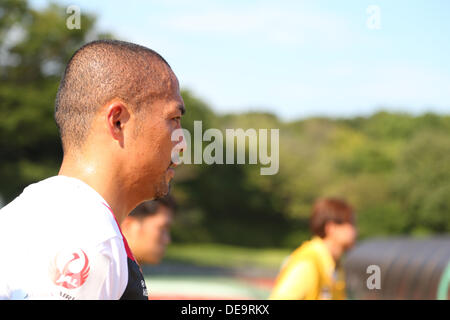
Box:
269;260;318;300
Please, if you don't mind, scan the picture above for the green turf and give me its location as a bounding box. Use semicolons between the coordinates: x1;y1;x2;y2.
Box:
164;243;291;270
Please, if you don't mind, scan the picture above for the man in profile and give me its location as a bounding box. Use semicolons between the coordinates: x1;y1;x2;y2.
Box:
121;195;176;265
270;198;357;300
0;39;186;299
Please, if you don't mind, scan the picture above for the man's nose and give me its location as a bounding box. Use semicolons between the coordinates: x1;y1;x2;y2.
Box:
174;130;187;154
171;129;187;165
172;128;186;151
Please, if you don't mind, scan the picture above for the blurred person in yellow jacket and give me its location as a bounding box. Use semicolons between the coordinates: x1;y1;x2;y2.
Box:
270;198;357;300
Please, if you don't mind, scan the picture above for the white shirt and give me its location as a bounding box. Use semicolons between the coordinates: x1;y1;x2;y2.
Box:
0;176;129;299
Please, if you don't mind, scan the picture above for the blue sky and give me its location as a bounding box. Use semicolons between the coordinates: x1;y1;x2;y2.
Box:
30;0;450;120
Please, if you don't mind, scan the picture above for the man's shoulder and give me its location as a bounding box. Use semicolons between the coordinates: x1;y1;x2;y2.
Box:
0;176;121;246
0;177;130;300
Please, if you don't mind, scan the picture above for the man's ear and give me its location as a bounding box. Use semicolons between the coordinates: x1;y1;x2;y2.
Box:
121;216;140;233
120;216;132;230
105;99;130;145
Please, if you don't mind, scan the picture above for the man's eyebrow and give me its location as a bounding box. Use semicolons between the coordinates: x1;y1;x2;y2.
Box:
178;104;186;116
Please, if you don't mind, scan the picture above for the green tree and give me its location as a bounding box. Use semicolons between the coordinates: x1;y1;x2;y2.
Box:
0;1;110;202
396;131;450;234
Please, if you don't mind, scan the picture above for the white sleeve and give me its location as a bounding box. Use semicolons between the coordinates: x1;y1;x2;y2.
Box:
48;236;128;300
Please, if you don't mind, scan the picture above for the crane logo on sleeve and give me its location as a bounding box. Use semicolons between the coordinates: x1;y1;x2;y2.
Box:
51;249;90;289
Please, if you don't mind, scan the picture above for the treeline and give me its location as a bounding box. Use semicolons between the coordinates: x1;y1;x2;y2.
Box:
1;1;449;247
172;94;450;246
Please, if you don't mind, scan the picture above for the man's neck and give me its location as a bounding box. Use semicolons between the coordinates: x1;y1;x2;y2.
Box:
58;154;130;225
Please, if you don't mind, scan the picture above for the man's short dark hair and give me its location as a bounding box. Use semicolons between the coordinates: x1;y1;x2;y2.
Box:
310;198;355;238
54;39;172;152
129;194;177;219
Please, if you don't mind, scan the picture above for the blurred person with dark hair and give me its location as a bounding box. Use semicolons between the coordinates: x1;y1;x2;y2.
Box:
270;198;357;300
121;195;176;265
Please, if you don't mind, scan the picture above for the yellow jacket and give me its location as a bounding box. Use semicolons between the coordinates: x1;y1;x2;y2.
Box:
269;237;346;300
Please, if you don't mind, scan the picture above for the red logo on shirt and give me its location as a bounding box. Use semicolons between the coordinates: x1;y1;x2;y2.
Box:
52;249;90;289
